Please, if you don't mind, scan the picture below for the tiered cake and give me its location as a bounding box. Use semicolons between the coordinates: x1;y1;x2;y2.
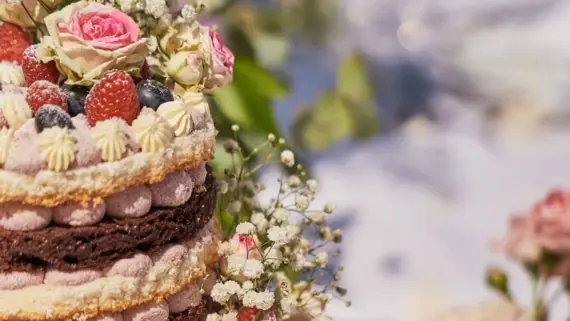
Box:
0;1;231;319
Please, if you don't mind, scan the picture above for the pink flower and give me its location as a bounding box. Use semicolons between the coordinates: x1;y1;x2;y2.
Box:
201;27;234;91
58;3;140;51
40;1;147;85
230;233;262;260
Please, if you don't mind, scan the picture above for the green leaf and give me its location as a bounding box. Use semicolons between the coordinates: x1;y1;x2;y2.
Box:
213;57;284;134
250;33;290;69
336;52;380;139
292;91;353;152
234;58;289;98
215;210;236;236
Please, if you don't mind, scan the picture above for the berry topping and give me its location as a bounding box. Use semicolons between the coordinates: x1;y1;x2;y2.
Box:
85;70;140;126
136;79;174;110
26;80;68;114
61;84;90;117
22;45;60;86
35;105;75;133
0;22;31;65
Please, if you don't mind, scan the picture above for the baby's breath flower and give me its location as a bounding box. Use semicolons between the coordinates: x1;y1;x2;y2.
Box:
280;296;295;315
144;0;167;18
299;238;311;249
273;208;289;223
315;252;329;268
118;0;134;12
287;175;301;188
323;203;336;214
211;280;240;303
267;133;276;142
231;124;240;132
332;229;343;243
218;241;234;256
306;179;318;193
295;194;310;211
310;212;326;224
291;251;308;271
236;222;256;235
242;281;254;292
243;258;264;279
284;223;300;239
280;150;295;167
278;138;286;145
251;212;268;232
264;247;283;269
146;35;158;53
267;226;293;245
319;227;333;241
180;4;196;21
242;291;275;310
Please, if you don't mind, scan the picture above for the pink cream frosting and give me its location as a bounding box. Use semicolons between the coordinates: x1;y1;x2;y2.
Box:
166;283;202;313
186;163;207;186
44;268;102;286
88;313;124;321
53;201;106;226
104;253;153;278
122;301;169;321
3;119;46;175
0;202;52;231
71;115;102;168
105;185;153;218
0;270;44;290
148;170;193;207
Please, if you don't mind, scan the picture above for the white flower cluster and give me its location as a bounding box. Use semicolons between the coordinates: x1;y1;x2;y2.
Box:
207;130;349;320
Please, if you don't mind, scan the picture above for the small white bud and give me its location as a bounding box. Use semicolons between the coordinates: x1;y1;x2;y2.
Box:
280;150;295;167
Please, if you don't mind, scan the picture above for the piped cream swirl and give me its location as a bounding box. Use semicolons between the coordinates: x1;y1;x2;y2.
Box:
37;127;77;171
0;128;14;166
91;119;129;162
0;62;25;86
0;92;32;129
131;112;174;153
156;100;193;137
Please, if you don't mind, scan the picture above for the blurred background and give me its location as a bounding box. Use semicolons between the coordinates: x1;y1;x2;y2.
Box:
204;0;570;319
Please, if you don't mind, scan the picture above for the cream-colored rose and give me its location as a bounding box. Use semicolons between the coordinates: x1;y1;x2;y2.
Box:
166;51;204;86
39;1;148;85
0;0;61;28
159;21;201;55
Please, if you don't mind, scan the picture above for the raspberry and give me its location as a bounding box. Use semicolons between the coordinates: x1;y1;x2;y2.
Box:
25;81;68;114
85;70;140;126
0;22;32;65
22;45;60;86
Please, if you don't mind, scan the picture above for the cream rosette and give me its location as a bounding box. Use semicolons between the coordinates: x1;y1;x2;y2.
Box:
38;1;148;85
0;0;61;28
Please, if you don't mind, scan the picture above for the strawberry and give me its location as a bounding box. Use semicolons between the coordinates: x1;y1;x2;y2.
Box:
22;45;60;86
85;70;140;126
25;80;68;114
0;22;32;65
238;307;277;321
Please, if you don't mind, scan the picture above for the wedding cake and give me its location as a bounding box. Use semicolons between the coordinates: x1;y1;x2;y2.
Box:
0;0;233;319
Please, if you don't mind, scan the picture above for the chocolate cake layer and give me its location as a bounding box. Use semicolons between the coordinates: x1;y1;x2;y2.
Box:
0;166;217;272
169;296;220;321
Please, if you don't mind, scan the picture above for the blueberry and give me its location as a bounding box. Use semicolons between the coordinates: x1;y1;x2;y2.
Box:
61;84;90;117
136;79;174;110
35;105;75;133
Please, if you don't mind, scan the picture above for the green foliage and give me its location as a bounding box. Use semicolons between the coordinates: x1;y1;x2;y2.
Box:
292;52;380;152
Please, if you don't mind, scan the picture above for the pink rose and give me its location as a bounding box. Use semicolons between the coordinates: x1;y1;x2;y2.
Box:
59;3;140;50
40;1;148;84
201;28;234;91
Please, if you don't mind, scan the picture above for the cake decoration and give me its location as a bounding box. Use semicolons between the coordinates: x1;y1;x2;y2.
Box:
60;84;90;117
21;45;59;86
34;105;74;133
0;62;25;87
91;119;130;162
0;128;14;166
24;80;68;114
132;111;174;153
0;22;31;65
84;70;141;126
36;126;77;171
136;79;175;110
157;100;193;137
0;91;32;129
